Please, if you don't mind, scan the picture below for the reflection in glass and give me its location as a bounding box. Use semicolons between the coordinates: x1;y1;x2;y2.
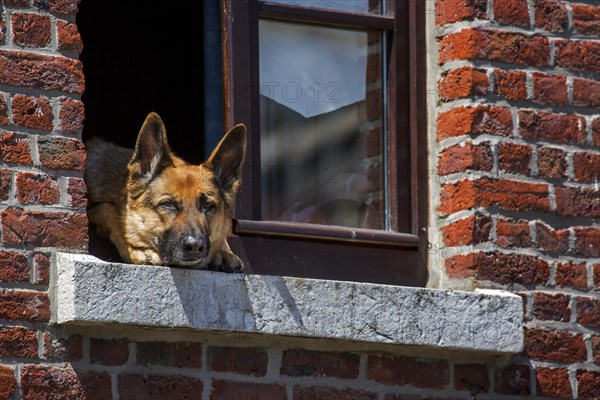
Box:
259;20;385;229
263;0;383;14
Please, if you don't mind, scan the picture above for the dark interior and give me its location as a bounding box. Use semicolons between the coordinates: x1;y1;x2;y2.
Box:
77;1;206;164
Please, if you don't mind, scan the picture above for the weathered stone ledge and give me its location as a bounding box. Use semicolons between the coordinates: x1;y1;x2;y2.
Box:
51;253;523;354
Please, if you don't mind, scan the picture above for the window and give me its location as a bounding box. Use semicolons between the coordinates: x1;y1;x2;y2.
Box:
223;0;427;286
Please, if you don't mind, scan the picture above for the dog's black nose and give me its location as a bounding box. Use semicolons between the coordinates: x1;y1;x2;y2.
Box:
182;235;205;254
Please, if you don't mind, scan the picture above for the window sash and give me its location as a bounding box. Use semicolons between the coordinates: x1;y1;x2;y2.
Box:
222;0;426;250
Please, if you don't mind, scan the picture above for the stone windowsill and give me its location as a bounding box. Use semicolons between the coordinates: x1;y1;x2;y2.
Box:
50;252;524;355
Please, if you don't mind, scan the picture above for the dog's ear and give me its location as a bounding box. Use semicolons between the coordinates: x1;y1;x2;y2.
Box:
128;112;173;181
206;124;247;194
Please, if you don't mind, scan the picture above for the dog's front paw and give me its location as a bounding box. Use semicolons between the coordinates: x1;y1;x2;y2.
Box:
208;252;244;273
128;248;162;265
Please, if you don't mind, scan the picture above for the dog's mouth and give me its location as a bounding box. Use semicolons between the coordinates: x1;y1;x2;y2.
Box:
176;258;207;267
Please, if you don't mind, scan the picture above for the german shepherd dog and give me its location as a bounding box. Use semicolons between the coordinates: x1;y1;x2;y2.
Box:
84;112;246;272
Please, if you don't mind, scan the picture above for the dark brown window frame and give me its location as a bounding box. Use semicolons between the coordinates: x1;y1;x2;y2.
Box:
222;0;428;286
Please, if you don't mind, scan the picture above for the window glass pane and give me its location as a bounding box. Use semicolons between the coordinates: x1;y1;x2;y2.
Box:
259;20;385;229
262;0;383;14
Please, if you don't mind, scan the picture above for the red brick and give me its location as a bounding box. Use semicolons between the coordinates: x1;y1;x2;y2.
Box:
573;152;600;183
33;253;50;285
0;327;37;358
281;349;359;379
536;367;572;398
210;380;285;400
57;20;83;53
532;73;568;106
573;78;600;108
478;252;550;285
594;118;600;147
1;208;88;249
524;327;586;362
577;370;600;399
0;290;50;322
498;143;532;175
592;336;600;364
11;94;53;131
119;374;203;399
0;19;5;44
577;297;600;328
0;49;84;94
0;169;10;201
438;29;486;64
0;366;16;399
59;97;85;134
439;178;550;216
496;218;531;248
556;261;588;291
438;142;493;175
43;333;83;362
454;363;489;393
439;29;550;67
445;253;482;279
494;364;531;396
535;0;568;32
33;0;79;15
536;222;570;254
494;69;527;101
0;132;32;165
16;172;60;205
367;355;449;389
136;341;202;369
38;137;86;172
12;13;51;48
435;0;487;25
533;292;570;322
572;4;600;36
519;110;586;144
441;214;492;246
574;227;600;257
294;386;377;400
67;178;87;209
207;346;265;376
437;106;512;140
0;93;7;125
22;365;111;400
494;0;529;27
0;172;9;203
90;339;129;366
556;187;600;218
0;251;29;283
485;30;550;67
537;147;566;179
438;67;489;101
555;40;600;74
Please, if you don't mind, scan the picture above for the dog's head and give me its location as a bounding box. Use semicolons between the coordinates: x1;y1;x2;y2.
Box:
125;112;246;266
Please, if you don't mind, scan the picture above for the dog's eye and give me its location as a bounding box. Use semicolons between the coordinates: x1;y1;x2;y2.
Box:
158;201;178;212
201;202;215;213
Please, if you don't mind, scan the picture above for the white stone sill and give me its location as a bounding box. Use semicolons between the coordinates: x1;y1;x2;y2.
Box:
50;253;524;355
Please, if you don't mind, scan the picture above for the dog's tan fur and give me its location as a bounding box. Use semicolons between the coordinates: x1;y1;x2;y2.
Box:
84;112;246;271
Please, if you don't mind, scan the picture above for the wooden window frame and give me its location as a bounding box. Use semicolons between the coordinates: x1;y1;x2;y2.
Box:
222;0;428;286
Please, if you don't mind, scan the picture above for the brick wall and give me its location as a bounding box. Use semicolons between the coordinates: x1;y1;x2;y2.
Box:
1;0;599;399
431;0;600;398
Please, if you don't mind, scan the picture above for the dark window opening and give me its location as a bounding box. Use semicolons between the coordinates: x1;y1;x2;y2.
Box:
78;1;213;164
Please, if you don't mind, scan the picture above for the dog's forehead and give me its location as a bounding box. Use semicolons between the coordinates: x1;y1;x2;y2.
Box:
156;164;218;199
